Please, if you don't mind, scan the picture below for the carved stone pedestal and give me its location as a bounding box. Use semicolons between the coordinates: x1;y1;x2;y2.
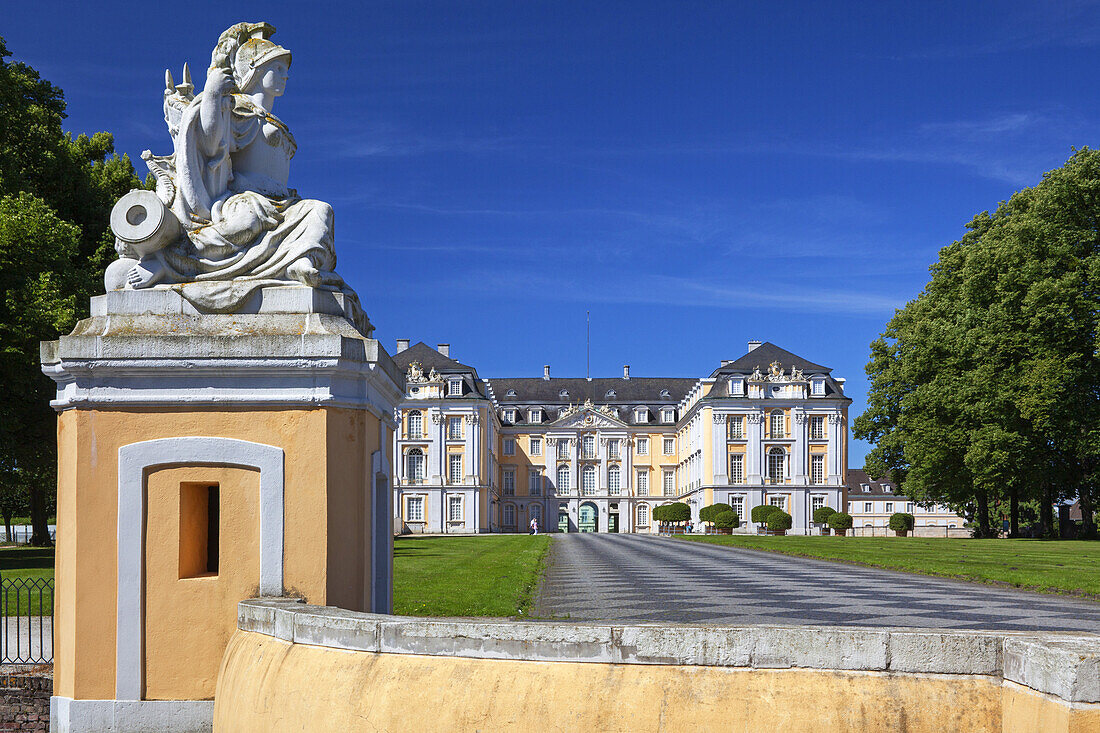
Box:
41;286;401;733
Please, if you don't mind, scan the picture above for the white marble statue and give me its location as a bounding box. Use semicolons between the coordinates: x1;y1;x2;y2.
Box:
105;22;357;314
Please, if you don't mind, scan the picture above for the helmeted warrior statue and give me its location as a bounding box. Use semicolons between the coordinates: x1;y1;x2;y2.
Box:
106;22;364;325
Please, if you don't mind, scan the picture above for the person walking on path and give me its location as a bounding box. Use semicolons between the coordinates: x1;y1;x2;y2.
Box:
530;517;539;535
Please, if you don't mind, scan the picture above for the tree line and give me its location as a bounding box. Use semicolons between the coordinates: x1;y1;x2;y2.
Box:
0;36;144;544
855;149;1100;539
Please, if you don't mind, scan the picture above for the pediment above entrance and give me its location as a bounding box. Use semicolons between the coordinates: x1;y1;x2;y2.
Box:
552;407;628;430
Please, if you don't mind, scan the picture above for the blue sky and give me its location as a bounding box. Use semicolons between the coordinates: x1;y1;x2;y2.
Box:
7;1;1100;465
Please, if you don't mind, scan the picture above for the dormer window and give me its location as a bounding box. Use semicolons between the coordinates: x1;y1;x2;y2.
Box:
606;389;616;398
659;389;670;399
503;409;516;424
881;484;892;492
559;389;569;399
528;409;543;424
661;408;675;423
730;378;745;396
861;483;870;493
635;408;648;423
811;378;826;397
505;389;517;398
448;378;462;396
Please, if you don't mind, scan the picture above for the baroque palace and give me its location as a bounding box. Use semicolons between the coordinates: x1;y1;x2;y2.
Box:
393;339;851;535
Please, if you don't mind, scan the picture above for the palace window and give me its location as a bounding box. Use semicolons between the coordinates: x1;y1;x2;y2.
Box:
861;483;871;492
557;465;571;494
635;408;648;423
608;465;621;495
811;495;825;515
502;469;515;496
406;496;424;522
608;440;620;459
885;502;893;513
811;454;825;484
529;409;543;424
503;438;515;456
811;378;825;396
661;408;675;423
560;389;569;399
529;470;541;495
582;465;597;496
529;504;541;524
448;378;462;396
730;378;745;396
768;495;787;511
636;504;649;526
636;470;650;496
557;440;569;459
448;495;463;522
729;454;744;484
606;389;616;398
660;390;671;399
503;409;516;424
864;502;872;513
907;502;915;513
406;449;425;484
407;410;422;439
730;496;744;521
663;470;675;497
770;410;785;438
582;435;596;459
810;415;826;440
448;416;463;439
663;438;675;455
503;504;515;527
448;454;463;484
529;437;542;456
637;437;649;455
728;416;744;439
767;447;786;483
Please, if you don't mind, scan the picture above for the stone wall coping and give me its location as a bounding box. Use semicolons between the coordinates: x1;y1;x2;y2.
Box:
238;598;1100;703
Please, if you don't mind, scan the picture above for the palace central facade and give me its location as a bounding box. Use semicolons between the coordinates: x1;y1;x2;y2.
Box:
392;340;850;534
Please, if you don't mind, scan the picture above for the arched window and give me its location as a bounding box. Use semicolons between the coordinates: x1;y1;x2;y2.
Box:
503;503;516;528
407;410;422;439
529;504;542;524
606;389;616;398
770;410;785;438
637;503;649;526
767;446;785;483
560;389;569;399
406;448;425;483
557;464;571;493
608;465;621;495
582;465;597;495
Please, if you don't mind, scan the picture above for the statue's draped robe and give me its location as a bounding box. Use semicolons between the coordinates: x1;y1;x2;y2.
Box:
155;92;344;312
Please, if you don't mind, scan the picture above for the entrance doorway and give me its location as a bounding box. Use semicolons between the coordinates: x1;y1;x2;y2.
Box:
608;513;619;533
579;502;598;533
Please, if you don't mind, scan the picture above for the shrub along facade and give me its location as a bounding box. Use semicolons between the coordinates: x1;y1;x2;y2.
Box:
392;340;851;534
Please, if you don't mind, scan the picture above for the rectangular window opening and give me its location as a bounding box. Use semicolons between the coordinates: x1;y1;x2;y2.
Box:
179;482;219;579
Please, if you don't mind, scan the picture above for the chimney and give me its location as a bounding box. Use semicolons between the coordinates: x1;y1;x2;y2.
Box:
747;340;762;352
721;360;732;367
396;338;410;352
543;365;551;380
623;365;630;380
437;343;450;357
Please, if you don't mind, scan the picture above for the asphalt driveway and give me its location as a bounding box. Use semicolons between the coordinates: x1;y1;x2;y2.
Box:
534;533;1100;632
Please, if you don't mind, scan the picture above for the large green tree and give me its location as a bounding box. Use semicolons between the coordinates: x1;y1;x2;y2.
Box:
855;149;1100;539
0;36;143;544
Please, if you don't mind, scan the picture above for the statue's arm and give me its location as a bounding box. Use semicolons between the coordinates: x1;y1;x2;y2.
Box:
198;66;234;154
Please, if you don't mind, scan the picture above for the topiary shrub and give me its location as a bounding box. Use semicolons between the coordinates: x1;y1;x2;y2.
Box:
812;506;837;525
651;505;667;523
889;512;915;535
700;503;733;524
664;502;691;524
828;511;853;535
714;510;739;530
766;510;792;532
751;504;781;524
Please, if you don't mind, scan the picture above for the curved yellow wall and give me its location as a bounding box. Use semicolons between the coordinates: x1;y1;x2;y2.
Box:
215;631;1008;732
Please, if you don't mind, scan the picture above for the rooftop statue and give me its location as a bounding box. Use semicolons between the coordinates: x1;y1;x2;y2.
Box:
105;22;359;315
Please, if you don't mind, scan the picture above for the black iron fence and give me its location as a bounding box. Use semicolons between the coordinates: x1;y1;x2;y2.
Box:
1;576;53;665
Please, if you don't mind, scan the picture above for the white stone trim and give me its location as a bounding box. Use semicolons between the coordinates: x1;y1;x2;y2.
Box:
116;437;284;702
51;697;214;733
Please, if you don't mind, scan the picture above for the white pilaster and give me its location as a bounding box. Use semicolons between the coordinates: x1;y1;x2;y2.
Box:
747;412;763;484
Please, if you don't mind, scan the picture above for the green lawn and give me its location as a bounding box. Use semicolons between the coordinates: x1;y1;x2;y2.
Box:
0;546;54;615
680;535;1100;597
393;534;550;617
